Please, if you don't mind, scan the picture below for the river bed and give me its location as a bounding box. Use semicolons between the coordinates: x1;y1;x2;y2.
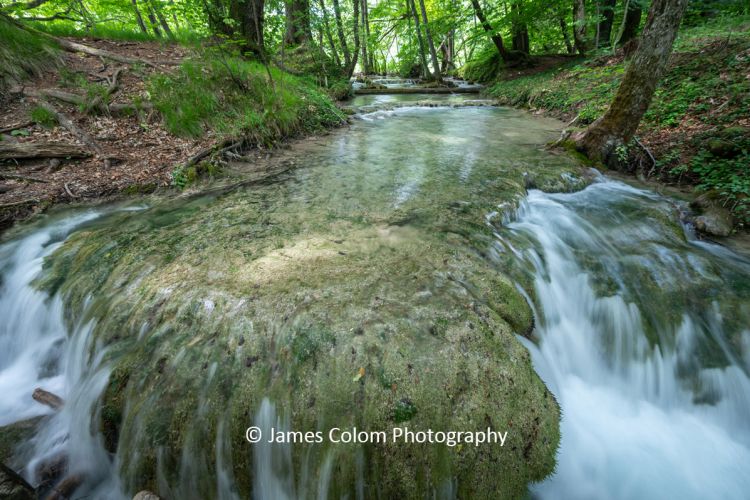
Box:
0;98;748;499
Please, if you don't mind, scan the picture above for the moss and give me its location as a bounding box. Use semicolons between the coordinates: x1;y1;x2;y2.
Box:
0;418;41;468
34;106;592;498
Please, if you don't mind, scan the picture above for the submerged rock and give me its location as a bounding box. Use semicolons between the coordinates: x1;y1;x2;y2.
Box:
0;463;34;500
690;194;734;237
36;106;589;498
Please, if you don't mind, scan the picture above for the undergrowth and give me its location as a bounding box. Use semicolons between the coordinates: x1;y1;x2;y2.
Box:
481;16;750;229
0;15;59;89
148;53;344;141
27;20;202;46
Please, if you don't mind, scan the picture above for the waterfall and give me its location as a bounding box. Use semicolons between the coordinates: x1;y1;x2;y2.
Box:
497;180;750;499
0;210;126;497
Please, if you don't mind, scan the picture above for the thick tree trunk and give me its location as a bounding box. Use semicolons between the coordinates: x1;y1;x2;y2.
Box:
228;0;265;55
572;0;586;55
559;16;574;53
332;0;351;68
469;0;508;58
131;0;148;34
511;1;529;53
618;0;642;46
597;0;616;47
407;0;429;78
418;0;441;80
284;0;311;45
347;0;360;77
573;0;689;163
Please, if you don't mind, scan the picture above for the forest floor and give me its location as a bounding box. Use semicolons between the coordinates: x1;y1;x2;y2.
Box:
484;17;750;233
0;31;344;231
0;38;210;228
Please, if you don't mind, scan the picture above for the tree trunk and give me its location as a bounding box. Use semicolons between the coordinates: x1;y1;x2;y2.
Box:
131;0;148;34
559;16;574;53
418;0;441;80
229;0;265;55
319;0;341;66
332;0;351;68
597;0;616;48
146;6;161;37
572;0;586;55
361;0;369;73
618;0;642;46
439;30;455;72
573;0;689;163
347;0;360;77
407;0;429;78
284;0;311;45
469;0;508;58
511;1;529;53
150;0;174;38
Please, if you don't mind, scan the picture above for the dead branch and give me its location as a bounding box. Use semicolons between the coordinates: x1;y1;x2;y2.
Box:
0;198;39;209
85;67;123;113
63;182;75;198
0;120;34;134
0;172;49;183
53;37;160;68
11;86;152;115
37;99;113;166
183;139;241;168
32;388;64;409
0;141;90;159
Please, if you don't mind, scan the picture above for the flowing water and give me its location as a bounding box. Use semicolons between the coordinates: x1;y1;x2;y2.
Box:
0;99;749;498
495;182;750;499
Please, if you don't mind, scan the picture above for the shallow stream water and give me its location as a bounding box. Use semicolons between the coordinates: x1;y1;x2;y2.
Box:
0;97;748;498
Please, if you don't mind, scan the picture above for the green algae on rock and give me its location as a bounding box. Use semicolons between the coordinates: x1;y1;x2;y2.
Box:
37;106;587;498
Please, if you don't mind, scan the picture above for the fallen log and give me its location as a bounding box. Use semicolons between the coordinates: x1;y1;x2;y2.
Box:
32;388;64;410
54;38;159;68
0;142;90;160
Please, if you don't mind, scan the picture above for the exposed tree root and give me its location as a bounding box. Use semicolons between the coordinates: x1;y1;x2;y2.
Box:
37;99;115;166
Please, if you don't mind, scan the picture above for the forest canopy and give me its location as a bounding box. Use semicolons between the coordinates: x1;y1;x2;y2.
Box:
4;0;747;78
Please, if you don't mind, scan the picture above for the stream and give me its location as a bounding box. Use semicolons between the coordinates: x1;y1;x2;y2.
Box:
0;97;749;498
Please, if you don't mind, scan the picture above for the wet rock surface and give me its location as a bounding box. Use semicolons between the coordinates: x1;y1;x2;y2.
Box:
31;105;586;498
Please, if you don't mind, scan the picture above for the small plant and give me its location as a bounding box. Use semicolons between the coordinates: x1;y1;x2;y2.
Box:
30;105;57;128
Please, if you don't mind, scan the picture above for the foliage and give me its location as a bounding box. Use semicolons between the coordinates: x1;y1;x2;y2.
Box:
30;105;58;127
148;51;344;141
486;17;750;226
459;45;501;83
